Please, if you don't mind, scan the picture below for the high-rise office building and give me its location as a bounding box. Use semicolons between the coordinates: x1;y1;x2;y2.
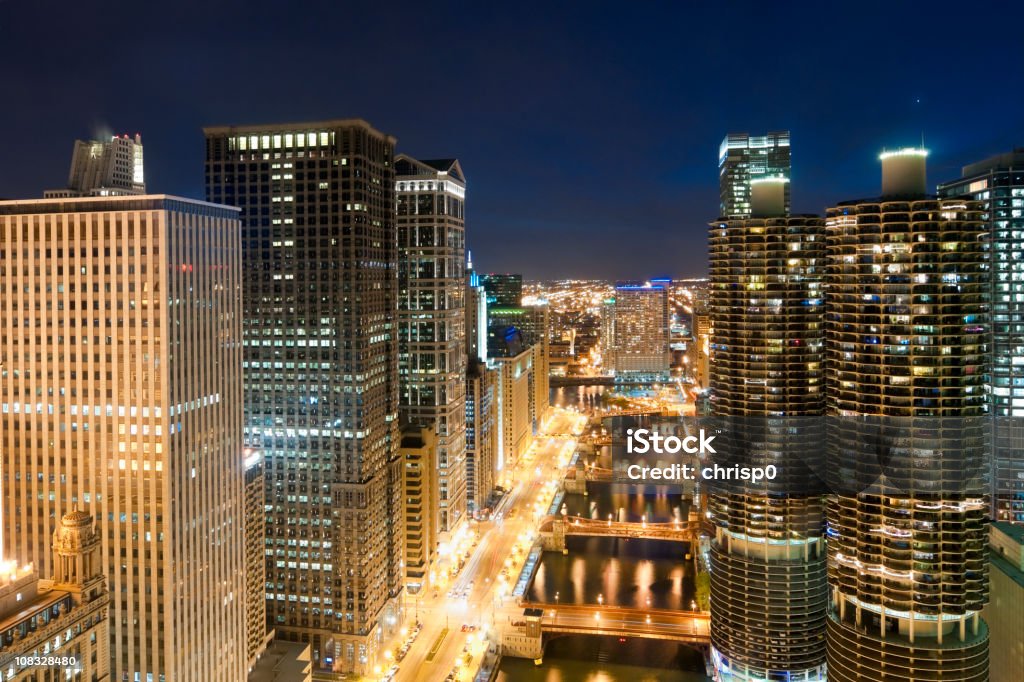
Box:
719;132;791;218
824;149;989;681
396;155;468;537
244;450;269;671
610;281;670;376
707;178;827;681
0;195;246;681
0;511;110;681
481;273;522;308
938;149;1024;523
44;134;146;198
204;120;403;675
465;358;498;514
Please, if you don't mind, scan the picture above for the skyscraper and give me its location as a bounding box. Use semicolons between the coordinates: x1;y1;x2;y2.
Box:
44;134;145;198
396;155;468;538
708;178;827;681
465;358;498;514
0;195;246;681
204;120;403;675
481;273;522;308
824;149;989;681
938;149;1024;523
719;132;791;217
610;281;670;377
244;450;269;671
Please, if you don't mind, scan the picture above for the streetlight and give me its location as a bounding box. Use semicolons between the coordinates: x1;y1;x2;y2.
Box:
597;593;603;606
555;591;560;606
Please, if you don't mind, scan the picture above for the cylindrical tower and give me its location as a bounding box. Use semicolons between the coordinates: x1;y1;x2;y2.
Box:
823;151;990;681
708;212;828;681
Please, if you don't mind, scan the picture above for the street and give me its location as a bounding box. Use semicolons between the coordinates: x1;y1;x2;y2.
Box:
391;409;587;682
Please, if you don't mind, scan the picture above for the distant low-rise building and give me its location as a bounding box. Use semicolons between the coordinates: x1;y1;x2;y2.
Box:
0;511;110;681
985;522;1024;681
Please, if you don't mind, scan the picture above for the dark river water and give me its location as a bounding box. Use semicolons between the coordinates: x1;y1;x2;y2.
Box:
499;536;706;680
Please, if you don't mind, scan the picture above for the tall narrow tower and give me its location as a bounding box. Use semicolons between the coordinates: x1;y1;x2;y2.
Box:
708;177;828;681
824;148;990;681
396;156;468;539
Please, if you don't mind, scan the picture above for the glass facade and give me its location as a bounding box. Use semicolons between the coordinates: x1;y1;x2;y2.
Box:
938;151;1024;523
719;132;791;218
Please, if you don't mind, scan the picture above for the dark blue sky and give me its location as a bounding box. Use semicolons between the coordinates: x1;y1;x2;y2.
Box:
2;1;1021;279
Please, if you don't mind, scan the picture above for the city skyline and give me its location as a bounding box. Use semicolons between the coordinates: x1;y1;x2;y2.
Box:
1;1;1022;279
1;4;1022;681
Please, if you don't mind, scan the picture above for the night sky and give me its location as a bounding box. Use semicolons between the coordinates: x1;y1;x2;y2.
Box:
2;1;1021;279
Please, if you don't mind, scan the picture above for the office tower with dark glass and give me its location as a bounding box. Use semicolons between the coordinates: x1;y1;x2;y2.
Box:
719;131;791;217
0;195;246;681
204;120;403;675
938;149;1024;523
708;178;827;681
825;149;989;681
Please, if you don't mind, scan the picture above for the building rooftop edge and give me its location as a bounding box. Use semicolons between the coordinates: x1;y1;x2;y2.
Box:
0;194;241;212
203;118;396;144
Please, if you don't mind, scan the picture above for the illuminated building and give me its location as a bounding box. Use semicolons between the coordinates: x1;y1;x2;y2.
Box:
719;131;791;218
245;452;270;671
687;310;711;390
0;512;110;682
481;274;522;307
399;425;437;593
0;193;243;675
610;281;670;377
466;252;488;363
492;348;534;487
396;155;468;538
44;134;145;198
204;120;403;675
601;297;616;371
938;149;1024;523
824;149;989;681
486;305;550;433
0;195;245;681
707;178;827;681
465;358;498;514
